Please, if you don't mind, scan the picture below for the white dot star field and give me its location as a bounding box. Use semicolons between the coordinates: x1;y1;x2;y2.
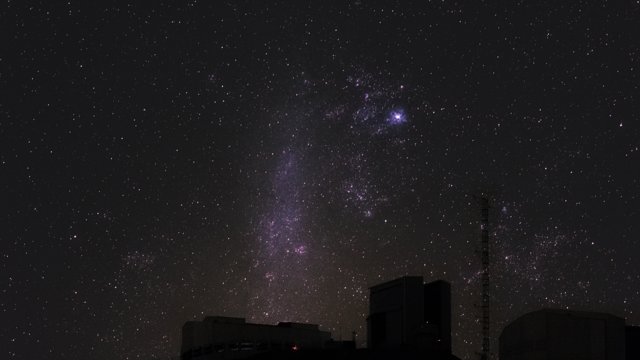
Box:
2;2;639;360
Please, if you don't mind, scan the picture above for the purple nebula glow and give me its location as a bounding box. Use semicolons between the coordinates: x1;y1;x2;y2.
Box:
293;245;307;255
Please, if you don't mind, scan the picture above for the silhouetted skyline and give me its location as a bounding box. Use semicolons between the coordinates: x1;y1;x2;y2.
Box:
181;276;457;360
180;279;637;359
2;2;639;359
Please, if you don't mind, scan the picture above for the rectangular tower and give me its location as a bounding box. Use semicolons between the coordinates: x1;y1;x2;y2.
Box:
367;276;451;354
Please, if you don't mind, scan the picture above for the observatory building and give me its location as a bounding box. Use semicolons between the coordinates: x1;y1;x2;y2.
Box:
367;276;451;354
499;309;626;360
181;316;330;359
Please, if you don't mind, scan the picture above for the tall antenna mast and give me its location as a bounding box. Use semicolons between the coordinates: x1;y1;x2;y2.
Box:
480;196;491;360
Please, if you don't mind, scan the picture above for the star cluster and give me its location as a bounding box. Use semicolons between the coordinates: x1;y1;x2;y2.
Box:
2;2;639;360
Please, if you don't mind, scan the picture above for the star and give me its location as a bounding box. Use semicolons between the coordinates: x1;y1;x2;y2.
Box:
387;108;407;125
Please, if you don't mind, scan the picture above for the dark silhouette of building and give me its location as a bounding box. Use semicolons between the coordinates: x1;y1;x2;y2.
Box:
246;347;460;360
367;276;451;354
181;316;330;359
627;326;640;360
424;280;452;353
499;309;626;360
180;277;462;360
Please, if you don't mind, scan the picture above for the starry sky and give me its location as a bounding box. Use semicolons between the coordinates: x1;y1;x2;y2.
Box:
2;1;639;359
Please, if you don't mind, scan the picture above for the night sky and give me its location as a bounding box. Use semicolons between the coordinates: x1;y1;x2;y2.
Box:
2;1;640;359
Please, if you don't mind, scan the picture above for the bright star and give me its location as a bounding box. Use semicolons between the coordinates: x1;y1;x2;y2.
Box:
387;108;407;125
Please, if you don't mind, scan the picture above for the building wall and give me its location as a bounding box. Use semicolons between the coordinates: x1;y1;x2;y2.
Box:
367;276;451;353
181;317;330;360
500;309;625;360
424;280;452;353
367;276;424;348
403;277;426;345
627;326;640;360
